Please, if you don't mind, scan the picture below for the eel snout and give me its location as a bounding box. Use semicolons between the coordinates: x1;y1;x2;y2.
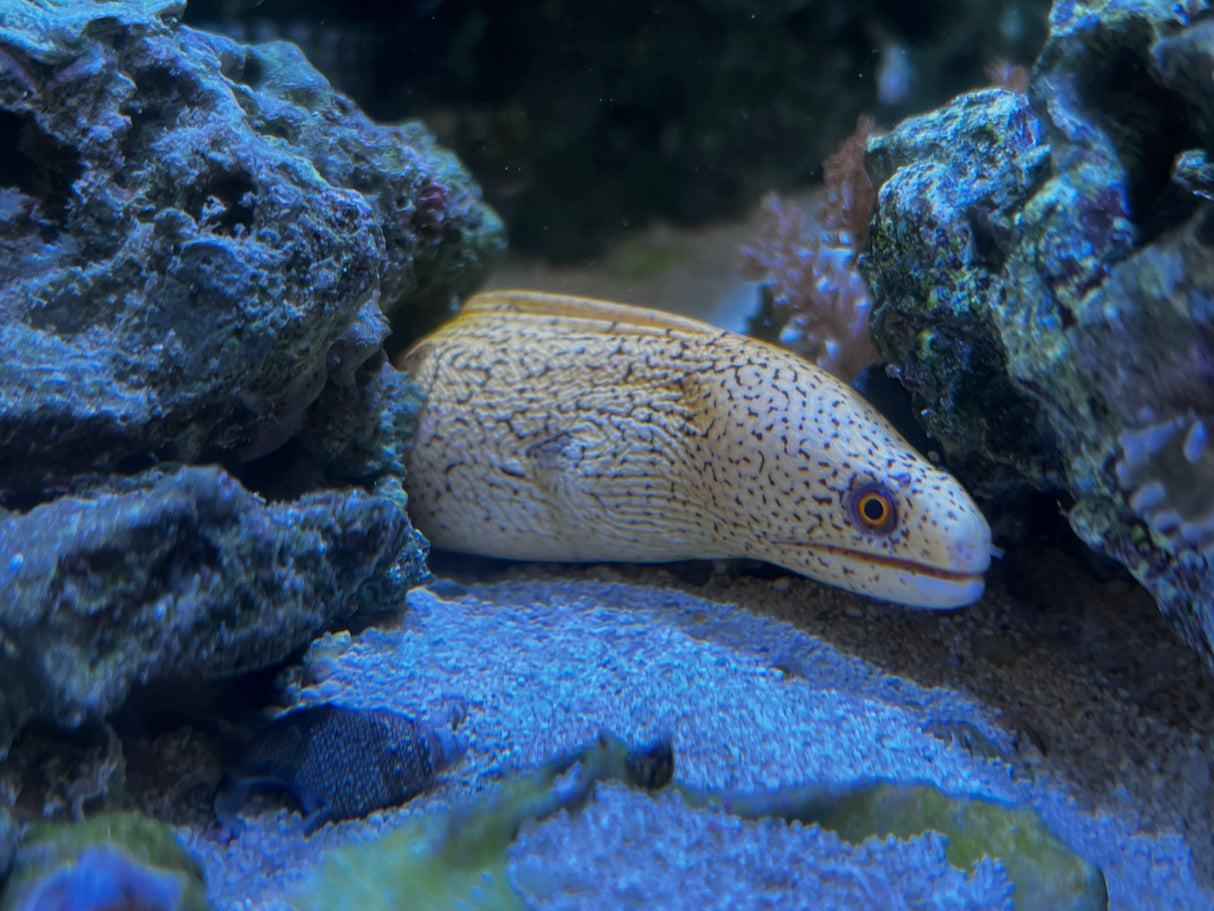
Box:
768;464;993;610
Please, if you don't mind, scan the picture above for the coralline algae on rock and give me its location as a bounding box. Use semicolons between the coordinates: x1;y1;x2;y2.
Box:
864;89;1057;498
0;0;502;755
0;0;504;496
862;0;1214;672
0;811;210;911
0;465;422;758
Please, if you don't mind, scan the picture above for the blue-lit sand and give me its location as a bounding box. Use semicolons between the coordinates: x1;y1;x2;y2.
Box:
184;570;1213;910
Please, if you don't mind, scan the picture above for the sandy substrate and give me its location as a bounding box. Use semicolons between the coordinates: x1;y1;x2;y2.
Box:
176;540;1214;910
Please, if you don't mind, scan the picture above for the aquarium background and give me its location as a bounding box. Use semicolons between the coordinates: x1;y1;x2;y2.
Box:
0;0;1212;909
186;0;1051;263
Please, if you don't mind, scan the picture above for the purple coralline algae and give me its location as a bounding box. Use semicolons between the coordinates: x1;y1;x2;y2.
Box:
0;0;504;755
862;0;1214;672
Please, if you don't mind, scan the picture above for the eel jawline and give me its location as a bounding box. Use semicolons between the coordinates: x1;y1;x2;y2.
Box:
771;540;988;583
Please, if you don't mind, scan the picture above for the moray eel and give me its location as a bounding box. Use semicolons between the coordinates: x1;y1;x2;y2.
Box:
400;291;992;608
214;704;464;835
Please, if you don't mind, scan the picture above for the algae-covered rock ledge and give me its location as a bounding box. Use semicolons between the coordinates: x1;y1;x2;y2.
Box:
0;0;504;756
863;0;1214;676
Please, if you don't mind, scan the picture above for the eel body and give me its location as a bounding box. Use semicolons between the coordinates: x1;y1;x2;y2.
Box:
400;291;991;608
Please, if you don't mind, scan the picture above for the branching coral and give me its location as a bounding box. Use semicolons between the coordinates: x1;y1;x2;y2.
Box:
740;116;879;381
984;58;1030;94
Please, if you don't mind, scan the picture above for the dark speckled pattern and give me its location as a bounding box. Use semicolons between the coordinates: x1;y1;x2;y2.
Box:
216;704;461;835
402;291;992;608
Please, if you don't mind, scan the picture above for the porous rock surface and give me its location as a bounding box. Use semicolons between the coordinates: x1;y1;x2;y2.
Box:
0;465;422;757
0;0;503;755
862;0;1214;673
0;0;502;494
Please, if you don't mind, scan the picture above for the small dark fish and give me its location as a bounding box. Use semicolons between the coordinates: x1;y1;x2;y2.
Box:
624;738;675;791
215;703;464;835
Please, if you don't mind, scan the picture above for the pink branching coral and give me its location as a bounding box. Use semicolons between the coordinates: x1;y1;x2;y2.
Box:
984;58;1029;94
740;116;879;382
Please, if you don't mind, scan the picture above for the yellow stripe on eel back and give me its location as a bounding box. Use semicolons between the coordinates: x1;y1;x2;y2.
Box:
399;291;992;608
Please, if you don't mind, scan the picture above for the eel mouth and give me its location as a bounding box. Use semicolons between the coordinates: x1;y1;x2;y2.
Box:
773;540;989;583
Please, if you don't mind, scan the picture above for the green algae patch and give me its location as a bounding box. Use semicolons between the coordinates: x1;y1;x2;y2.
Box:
300;822;523;911
604;238;688;281
0;811;211;911
677;780;1107;911
300;730;1104;911
819;785;1105;911
294;734;672;911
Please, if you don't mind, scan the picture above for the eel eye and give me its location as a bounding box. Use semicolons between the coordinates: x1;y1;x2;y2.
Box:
849;482;897;534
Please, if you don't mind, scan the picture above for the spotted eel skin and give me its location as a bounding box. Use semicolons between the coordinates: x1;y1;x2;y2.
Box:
400;291;992;608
